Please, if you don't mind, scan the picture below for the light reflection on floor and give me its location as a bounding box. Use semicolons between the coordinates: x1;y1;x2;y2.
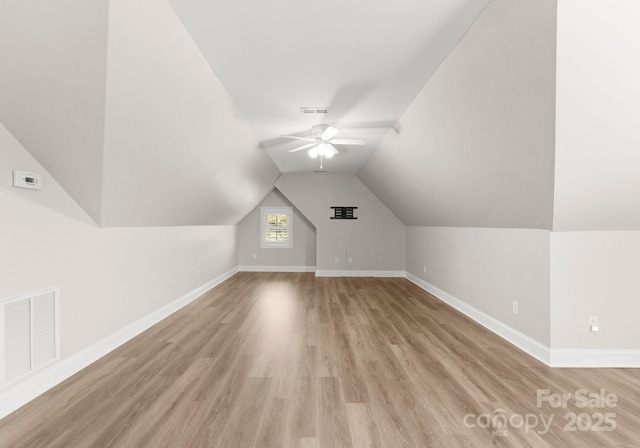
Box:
249;280;302;379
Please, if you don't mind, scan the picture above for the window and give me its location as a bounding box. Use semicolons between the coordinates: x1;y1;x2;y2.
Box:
261;207;293;248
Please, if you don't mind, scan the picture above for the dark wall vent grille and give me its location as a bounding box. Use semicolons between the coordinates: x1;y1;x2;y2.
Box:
331;206;358;220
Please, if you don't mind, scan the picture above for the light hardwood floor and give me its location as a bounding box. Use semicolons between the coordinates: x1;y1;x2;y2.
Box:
1;273;640;447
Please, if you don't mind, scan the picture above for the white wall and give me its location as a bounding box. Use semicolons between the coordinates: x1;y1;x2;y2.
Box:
0;121;237;359
551;232;640;349
407;227;551;345
554;0;640;232
238;189;316;269
275;174;405;274
550;0;640;353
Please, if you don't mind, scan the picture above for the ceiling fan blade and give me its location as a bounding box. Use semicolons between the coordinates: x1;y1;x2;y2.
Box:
329;138;367;145
281;135;315;142
288;143;316;153
321;126;339;141
326;143;339;157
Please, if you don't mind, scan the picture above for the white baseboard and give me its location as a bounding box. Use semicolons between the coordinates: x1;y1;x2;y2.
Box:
4;268;637;420
238;265;316;272
550;349;640;368
315;270;405;277
405;273;552;366
0;267;238;420
406;273;640;368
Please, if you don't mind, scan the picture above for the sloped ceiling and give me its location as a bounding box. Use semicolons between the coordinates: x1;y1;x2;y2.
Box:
2;0;557;229
0;0;279;227
358;0;557;229
0;0;110;222
101;0;279;226
168;0;490;174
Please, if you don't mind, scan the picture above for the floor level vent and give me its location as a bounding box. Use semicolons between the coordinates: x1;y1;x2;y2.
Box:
1;288;59;389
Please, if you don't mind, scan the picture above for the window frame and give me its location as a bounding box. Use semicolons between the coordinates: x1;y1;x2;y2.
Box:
260;206;293;249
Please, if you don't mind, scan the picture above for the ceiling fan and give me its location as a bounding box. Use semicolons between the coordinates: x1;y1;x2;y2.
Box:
282;124;366;159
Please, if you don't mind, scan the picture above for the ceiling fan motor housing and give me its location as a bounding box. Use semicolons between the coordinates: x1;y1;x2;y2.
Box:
311;124;331;137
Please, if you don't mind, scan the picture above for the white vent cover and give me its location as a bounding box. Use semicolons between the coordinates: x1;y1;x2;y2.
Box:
1;289;59;388
300;106;330;115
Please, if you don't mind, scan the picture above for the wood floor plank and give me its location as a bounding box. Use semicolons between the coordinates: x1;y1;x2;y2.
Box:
289;345;319;438
254;397;290;448
1;273;640;447
345;403;379;448
319;377;353;448
215;377;272;448
293;437;320;448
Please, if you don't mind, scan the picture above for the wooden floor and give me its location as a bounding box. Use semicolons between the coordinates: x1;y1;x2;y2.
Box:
1;273;640;447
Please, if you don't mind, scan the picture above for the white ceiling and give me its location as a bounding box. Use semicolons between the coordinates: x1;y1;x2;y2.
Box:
0;0;110;222
0;0;280;227
168;0;490;173
1;0;557;229
358;0;557;228
100;0;280;226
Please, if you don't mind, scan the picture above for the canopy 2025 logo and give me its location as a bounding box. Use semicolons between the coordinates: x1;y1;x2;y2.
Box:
537;388;617;432
463;388;618;437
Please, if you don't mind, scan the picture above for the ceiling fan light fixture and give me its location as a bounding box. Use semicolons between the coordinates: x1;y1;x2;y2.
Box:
285;125;367;158
310;142;336;159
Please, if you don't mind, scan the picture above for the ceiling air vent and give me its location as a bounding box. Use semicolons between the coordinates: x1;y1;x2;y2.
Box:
300;107;330;115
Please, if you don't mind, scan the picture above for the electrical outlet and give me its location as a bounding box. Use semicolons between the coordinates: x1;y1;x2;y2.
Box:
512;301;519;315
348;258;353;264
335;257;340;264
423;265;427;273
589;316;599;332
196;269;200;279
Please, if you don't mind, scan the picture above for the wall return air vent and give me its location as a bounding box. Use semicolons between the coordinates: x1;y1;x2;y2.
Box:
331;206;358;220
1;288;59;389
